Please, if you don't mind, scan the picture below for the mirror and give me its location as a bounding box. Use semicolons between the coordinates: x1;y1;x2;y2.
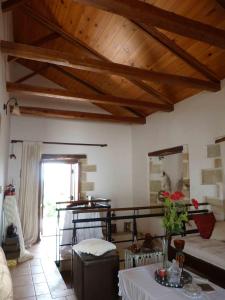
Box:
202;140;225;220
148;145;190;205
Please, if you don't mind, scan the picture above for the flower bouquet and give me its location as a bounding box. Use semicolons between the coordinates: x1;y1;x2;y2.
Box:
155;191;199;287
161;191;188;268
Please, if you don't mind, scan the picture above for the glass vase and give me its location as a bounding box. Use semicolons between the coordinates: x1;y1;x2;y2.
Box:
162;235;170;269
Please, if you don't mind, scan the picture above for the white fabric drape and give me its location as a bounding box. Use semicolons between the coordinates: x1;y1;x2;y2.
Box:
18;142;41;247
3;196;33;262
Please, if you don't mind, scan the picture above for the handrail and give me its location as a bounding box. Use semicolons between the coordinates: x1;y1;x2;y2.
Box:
70;202;209;214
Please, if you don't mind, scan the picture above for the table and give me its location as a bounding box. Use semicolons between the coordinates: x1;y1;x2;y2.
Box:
124;249;163;268
118;264;225;300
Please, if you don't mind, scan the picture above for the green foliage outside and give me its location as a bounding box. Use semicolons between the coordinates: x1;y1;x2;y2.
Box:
44;201;57;218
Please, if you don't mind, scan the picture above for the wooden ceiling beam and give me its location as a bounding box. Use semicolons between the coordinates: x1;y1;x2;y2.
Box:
53;66;104;94
21;4;173;105
18;106;146;124
7;81;173;111
75;0;225;49
1;41;220;92
9;32;59;63
2;0;29;12
17;60;144;117
217;0;225;9
133;23;219;83
51;66;153;116
52;66;149;117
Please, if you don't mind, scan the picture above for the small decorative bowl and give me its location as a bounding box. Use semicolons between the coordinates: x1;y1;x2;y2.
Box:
183;283;202;298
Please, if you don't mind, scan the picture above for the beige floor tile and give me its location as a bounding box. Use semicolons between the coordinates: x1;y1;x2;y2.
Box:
18;297;36;300
37;296;66;300
51;288;74;298
32;273;47;284
14;284;35;299
47;278;67;291
66;295;77;300
13;239;74;300
13;274;33;287
31;265;44;274
36;295;52;300
31;259;42;266
12;267;32;277
17;261;31;268
34;282;50;296
42;264;58;274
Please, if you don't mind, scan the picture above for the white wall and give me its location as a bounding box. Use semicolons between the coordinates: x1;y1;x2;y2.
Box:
8;116;133;209
0;10;12;239
132;81;225;205
132;81;225;235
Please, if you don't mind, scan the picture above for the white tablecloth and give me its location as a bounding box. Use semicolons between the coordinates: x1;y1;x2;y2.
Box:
119;264;225;300
60;210;103;258
3;196;33;262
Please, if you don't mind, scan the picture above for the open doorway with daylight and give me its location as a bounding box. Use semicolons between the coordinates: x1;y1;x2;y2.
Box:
40;154;84;237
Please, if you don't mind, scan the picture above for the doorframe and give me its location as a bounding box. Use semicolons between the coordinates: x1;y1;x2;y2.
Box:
37;154;86;240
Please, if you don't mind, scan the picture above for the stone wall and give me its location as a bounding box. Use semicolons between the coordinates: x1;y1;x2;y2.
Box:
79;157;96;199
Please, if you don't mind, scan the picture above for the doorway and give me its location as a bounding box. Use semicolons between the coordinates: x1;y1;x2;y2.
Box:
40;157;80;237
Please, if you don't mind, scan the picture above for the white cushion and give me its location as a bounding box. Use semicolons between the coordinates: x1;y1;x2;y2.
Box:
210;221;225;241
0;248;7;265
0;248;13;300
0;264;13;300
72;238;116;256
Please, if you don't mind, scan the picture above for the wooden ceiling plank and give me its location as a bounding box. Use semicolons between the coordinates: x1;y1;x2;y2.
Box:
19;106;146;124
133;23;219;83
75;0;225;49
2;0;29;12
21;4;173;105
217;0;225;9
7;81;173;111
22;4;100;60
9;32;59;63
1;40;220;92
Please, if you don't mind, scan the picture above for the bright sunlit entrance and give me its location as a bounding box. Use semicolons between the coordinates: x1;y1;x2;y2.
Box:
41;160;79;237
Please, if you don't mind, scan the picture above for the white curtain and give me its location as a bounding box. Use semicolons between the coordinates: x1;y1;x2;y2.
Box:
18;142;41;247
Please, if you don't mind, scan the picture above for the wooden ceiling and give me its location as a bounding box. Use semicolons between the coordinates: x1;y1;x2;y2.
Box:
1;0;225;123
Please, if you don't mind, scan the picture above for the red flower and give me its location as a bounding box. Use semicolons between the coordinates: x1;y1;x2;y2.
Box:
162;192;170;198
192;198;199;209
171;191;184;201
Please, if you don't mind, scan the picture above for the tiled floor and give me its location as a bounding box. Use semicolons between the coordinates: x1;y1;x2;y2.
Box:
10;237;76;300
